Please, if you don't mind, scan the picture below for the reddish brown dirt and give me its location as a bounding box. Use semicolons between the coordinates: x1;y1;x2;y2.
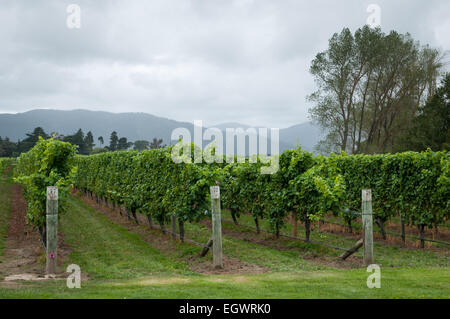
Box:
0;184;71;284
73;189;268;275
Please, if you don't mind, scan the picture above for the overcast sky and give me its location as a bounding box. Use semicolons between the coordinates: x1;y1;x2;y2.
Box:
0;0;449;128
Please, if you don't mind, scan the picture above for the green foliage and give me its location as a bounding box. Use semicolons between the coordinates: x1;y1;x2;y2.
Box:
75;145;449;236
109;131;119;151
149;137;165;149
133;140;150;151
309;26;444;154
18;127;50;154
399;73;450;152
14;137;77;228
63;129;86;154
326;150;449;228
75;145;223;226
0;137;17;157
290;156;345;222
0;158;16;174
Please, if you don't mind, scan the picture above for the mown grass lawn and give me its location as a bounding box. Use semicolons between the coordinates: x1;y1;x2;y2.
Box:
0;267;448;299
0;187;448;299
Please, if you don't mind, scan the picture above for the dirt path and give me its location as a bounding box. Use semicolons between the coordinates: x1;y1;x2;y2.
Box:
0;184;70;284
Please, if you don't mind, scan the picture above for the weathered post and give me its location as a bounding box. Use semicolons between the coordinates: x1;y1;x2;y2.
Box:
210;185;223;269
362;189;374;265
46;186;58;275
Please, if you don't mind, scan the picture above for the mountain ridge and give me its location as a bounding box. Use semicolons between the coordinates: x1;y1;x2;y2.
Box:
0;109;322;152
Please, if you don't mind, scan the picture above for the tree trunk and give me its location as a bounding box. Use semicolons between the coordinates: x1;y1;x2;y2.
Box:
231;209;238;225
178;220;185;242
376;217;386;240
305;216;311;242
171;214;177;240
275;220;280;239
126;209;132;221
418;224;425;248
254;216;260;234
147;214;153;228
38;225;47;249
131;209;139;225
292;211;298;238
347;219;353;234
159;219;166;234
400;213;406;246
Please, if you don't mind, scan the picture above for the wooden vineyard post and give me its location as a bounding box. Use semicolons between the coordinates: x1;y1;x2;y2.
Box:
210;185;223;269
46;186;58;275
362;189;374;265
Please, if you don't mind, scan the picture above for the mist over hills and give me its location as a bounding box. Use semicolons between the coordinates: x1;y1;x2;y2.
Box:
0;109;322;152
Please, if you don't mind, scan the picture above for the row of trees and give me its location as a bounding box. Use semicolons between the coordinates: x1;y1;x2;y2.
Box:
74;144;448;247
0;127;166;157
75;145;220;239
309;26;448;154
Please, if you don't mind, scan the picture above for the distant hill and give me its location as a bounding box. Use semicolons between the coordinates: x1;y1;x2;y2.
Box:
0;109;322;153
279;122;324;152
213;122;251;130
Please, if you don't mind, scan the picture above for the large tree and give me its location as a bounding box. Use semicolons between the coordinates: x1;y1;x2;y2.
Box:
309;26;443;154
18;127;49;153
0;137;17;157
63;129;86;154
133;140;150;151
84;131;95;154
109;131;119;151
117;137;133;150
398;73;450;151
149;137;165;149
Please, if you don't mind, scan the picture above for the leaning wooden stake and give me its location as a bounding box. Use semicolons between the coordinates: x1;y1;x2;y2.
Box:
339;238;363;260
200;239;214;257
362;189;374;265
210;185;223;269
46;186;58;275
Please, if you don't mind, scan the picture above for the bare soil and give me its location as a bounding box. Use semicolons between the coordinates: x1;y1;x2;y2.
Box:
0;184;71;286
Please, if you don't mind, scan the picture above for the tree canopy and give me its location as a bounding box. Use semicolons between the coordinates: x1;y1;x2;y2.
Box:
309;26;444;154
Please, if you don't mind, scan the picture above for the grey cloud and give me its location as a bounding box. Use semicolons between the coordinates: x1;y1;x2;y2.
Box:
0;0;449;128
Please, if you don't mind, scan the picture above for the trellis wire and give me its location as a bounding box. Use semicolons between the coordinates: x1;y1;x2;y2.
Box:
222;218;350;252
320;219;450;246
